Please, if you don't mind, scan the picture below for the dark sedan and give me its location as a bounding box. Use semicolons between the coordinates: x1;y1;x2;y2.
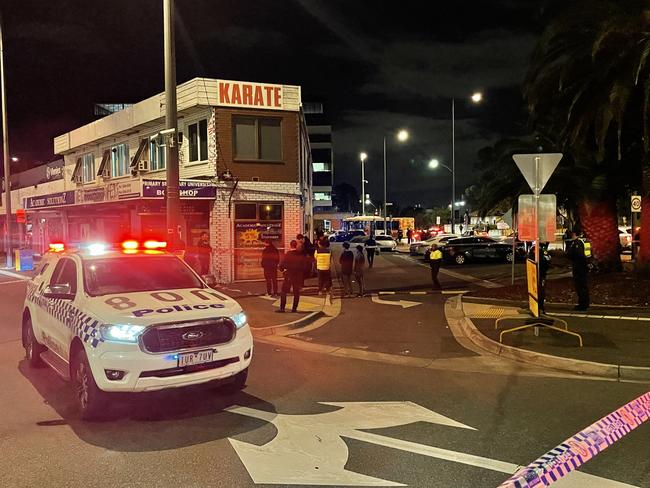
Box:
329;230;366;242
443;236;524;265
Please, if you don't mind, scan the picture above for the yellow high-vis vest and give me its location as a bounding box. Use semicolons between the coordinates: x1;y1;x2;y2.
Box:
316;251;332;271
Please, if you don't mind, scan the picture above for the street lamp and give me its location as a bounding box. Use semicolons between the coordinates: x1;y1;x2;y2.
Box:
359;152;368;215
451;92;482;234
384;129;409;235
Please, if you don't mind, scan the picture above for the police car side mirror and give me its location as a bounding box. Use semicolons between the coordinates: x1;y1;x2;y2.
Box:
43;284;75;300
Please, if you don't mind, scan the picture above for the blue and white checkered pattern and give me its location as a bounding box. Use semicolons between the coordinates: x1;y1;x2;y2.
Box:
26;282;104;348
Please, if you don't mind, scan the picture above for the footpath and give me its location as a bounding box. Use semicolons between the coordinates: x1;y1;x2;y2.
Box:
446;295;650;381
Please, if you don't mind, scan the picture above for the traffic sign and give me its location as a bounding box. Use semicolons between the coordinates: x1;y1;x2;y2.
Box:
517;194;556;241
526;259;539;318
513;153;562;194
631;195;642;213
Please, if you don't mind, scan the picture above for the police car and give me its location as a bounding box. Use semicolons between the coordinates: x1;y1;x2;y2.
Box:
22;240;253;419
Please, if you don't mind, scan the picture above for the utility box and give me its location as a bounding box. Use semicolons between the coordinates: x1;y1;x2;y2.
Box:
15;248;34;271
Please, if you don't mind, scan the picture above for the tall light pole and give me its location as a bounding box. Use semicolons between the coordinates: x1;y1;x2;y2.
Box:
0;11;13;268
451;92;482;235
163;0;180;248
384;129;409;235
359;152;367;216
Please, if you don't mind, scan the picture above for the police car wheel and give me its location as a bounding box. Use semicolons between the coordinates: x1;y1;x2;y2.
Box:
454;254;466;265
23;317;45;367
73;351;106;420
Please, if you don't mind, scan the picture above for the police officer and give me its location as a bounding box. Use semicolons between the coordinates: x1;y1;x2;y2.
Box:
429;244;443;290
277;240;304;313
567;231;590;311
364;235;378;268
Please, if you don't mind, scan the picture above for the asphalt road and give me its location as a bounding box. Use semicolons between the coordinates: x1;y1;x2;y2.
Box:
1;259;649;488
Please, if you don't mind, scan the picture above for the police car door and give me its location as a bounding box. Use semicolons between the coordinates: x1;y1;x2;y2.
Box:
42;258;79;361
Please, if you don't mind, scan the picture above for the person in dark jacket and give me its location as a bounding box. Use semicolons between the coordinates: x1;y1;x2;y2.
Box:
353;245;366;297
195;232;211;275
339;242;354;297
364;236;377;268
277;240;305;313
261;240;280;296
567;231;590;310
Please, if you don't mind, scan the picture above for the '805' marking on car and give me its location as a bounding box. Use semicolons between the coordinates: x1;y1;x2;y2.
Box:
104;289;228;311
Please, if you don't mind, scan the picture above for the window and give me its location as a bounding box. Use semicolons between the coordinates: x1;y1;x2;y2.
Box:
188;119;208;162
234;202;282;221
81;153;95;183
149;137;166;171
50;259;77;295
234;203;257;220
259;204;282;221
233;117;282;161
110;143;129;177
313;162;331;172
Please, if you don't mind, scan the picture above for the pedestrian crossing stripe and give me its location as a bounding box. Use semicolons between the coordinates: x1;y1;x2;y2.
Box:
26;282;104;348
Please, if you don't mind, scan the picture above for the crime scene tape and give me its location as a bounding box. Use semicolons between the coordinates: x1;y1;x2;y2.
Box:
498;391;650;488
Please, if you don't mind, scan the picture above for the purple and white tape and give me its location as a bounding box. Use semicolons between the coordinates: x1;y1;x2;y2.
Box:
498;391;650;488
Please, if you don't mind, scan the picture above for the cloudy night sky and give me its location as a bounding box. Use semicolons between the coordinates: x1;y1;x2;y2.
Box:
2;0;547;208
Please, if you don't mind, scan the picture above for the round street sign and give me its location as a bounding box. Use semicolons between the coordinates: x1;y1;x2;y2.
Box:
631;195;642;213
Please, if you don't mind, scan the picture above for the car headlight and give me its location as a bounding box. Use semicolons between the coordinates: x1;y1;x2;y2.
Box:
100;324;146;343
232;311;248;329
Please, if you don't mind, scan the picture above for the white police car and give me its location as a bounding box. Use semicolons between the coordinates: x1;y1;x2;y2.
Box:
22;240;253;419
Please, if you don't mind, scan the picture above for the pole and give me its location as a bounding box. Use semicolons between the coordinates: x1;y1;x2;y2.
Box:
361;157;365;216
511;211;516;286
534;156;541;316
383;136;387;236
451;98;456;235
163;0;180;249
0;12;13;268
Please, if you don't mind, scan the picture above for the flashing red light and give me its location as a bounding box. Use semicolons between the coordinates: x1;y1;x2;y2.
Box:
121;240;139;250
143;240;167;250
49;242;65;252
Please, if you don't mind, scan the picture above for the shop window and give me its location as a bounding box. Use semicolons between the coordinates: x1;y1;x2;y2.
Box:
149;137;166;171
259;204;282;221
312;162;331;172
233;117;282;161
81;153;95;183
111;143;130;177
188;119;208;163
234;203;257;220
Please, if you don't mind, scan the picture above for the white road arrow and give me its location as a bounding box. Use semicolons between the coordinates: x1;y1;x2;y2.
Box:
227;401;638;487
371;294;421;309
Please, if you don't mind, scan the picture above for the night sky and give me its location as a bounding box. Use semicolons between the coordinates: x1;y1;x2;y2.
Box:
2;0;546;208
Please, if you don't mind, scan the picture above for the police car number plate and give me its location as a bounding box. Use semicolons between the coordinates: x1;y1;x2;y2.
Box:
178;349;214;367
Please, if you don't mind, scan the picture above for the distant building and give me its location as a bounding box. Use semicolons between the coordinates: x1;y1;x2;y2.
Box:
304;102;334;231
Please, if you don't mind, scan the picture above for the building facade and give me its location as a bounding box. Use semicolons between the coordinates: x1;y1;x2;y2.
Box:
1;78;313;283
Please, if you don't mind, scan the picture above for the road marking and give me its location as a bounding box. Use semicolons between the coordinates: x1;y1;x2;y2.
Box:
371;294;421;309
441;290;468;294
548;312;649;322
0;269;30;280
409;291;427;295
228;401;636;487
439;268;503;288
378;291;395;295
0;279;29;286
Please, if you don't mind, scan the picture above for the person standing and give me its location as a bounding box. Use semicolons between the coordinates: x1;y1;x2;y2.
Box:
406;228;413;244
397;229;403;244
364;235;378;268
195;232;212;275
429;243;443;290
261;239;280;297
567;231;590;311
277;240;304;313
339;242;354;297
353;245;366;297
315;240;332;295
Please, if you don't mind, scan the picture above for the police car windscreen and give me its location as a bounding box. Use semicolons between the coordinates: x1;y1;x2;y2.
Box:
83;256;203;296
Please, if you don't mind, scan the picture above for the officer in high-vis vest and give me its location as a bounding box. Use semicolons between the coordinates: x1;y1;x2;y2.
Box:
315;240;332;295
568;231;590;310
429;244;444;290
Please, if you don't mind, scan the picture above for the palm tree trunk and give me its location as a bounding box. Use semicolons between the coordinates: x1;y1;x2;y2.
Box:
577;199;621;271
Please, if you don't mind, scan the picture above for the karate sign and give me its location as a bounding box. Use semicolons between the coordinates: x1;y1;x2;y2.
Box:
218;80;283;110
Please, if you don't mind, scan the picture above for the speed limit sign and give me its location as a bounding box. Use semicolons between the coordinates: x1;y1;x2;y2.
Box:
631;195;642;213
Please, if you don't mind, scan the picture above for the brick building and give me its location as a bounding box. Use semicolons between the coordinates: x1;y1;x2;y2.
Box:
1;78;313;283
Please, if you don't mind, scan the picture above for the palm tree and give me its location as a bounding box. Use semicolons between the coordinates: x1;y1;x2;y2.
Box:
525;0;650;269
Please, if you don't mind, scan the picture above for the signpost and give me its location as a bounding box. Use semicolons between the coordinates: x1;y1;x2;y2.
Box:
631;195;642;213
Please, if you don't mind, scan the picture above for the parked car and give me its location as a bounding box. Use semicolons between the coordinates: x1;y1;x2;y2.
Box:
349;235;369;244
374;235;397;252
329;230;365;242
443;236;522;265
412;234;457;257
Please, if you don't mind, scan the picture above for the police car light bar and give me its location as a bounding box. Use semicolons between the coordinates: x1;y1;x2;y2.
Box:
143;240;167;250
49;242;65;252
121;240;139;250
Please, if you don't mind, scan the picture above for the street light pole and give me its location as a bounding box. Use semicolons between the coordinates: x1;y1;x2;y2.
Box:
359;152;367;216
0;12;13;268
383;136;387;235
163;0;180;249
451;98;456;235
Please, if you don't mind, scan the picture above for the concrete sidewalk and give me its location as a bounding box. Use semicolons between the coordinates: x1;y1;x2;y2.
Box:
446;297;650;381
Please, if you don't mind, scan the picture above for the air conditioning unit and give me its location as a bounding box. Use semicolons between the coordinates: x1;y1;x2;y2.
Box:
138;160;149;172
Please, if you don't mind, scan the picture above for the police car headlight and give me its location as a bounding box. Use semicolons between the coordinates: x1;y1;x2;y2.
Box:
232;312;247;329
101;324;146;343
